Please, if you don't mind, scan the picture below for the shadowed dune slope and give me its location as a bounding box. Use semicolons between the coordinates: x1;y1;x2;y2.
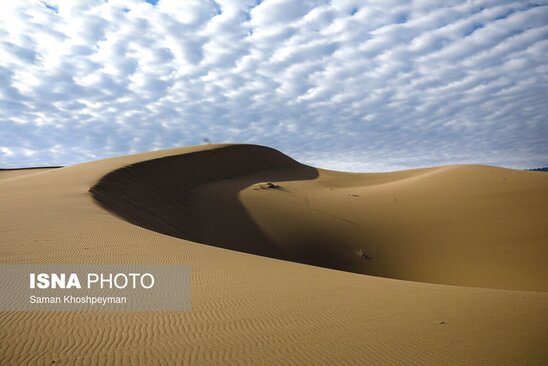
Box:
90;144;548;291
90;145;318;260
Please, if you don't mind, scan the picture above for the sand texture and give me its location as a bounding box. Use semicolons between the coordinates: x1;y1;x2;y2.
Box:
1;144;547;365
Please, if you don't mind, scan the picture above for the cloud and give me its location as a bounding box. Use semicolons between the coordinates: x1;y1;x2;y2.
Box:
0;0;547;171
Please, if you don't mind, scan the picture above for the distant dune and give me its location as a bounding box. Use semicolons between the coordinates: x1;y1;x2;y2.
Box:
0;167;61;180
1;144;547;365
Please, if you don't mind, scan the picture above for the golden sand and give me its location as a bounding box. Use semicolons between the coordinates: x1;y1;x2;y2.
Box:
1;144;547;365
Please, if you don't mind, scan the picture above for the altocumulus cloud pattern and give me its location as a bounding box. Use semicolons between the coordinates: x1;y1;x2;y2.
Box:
0;0;547;171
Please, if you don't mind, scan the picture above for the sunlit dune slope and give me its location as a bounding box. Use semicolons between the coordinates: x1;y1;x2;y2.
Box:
0;167;60;181
90;144;548;291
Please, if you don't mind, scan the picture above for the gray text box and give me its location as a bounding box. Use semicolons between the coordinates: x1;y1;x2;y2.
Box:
0;264;191;312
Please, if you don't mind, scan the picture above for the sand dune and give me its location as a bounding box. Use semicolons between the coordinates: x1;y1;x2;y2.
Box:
1;144;547;365
91;144;548;291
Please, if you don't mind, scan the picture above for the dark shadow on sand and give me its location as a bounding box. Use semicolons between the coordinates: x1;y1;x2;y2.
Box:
90;145;329;264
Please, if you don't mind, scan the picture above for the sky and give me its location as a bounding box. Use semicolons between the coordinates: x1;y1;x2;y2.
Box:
0;0;547;172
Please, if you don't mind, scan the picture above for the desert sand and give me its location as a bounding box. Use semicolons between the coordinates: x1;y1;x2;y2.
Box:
1;143;547;365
